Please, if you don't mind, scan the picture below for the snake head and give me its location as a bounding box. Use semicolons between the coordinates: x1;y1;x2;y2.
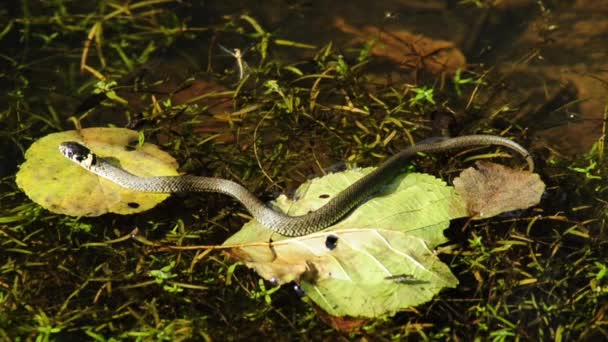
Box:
59;141;97;168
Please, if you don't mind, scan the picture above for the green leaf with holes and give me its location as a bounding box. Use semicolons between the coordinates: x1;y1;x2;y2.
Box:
16;127;178;216
224;170;469;318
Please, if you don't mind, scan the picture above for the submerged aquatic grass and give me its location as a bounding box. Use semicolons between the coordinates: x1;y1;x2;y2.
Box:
1;0;607;340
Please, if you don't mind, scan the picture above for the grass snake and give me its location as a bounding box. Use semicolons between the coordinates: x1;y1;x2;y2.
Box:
59;135;534;236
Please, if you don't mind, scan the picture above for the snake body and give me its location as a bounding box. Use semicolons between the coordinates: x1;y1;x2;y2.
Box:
59;135;533;236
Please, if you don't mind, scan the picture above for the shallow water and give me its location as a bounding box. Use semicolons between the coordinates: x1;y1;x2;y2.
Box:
1;0;607;340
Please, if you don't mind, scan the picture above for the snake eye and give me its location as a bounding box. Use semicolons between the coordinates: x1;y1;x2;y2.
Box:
60;142;95;165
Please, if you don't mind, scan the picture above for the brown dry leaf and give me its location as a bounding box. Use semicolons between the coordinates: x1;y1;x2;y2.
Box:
453;161;545;219
315;310;371;332
334;17;466;75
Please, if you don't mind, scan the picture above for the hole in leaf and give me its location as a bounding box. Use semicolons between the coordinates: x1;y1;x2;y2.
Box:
127;202;140;208
325;235;338;250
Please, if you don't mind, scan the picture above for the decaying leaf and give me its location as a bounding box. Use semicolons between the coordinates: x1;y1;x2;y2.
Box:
224;170;468;317
314;310;371;332
334;17;466;75
453;161;545;219
16;127;178;217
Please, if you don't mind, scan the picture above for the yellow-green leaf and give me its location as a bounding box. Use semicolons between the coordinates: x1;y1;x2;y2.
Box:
16;127;178;217
224;170;468;317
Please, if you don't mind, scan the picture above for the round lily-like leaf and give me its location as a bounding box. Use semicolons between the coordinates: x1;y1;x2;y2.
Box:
16;127;178;216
